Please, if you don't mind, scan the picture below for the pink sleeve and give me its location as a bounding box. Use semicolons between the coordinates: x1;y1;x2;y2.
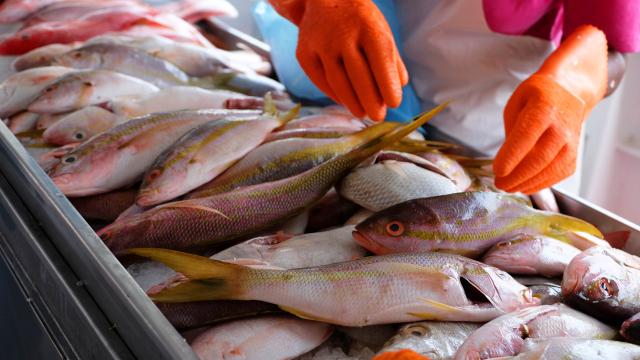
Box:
482;0;556;35
564;0;640;53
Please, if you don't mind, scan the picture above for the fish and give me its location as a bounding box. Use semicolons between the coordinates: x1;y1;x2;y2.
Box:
217;71;287;97
0;66;74;117
35;112;66;130
454;304;616;360
69;189;138;222
85;34;253;76
28;70;159;114
346;209;375;226
48;109;260;196
43;87;250;146
186;122;399;199
513;277;562;305
353;191;603;258
378;322;480;360
98;106;444;252
508;338;640;360
155;301;282;331
562;246;640;325
621;312;640;343
21;1;149;27
8;112;40;134
136;104;299;206
338;153;459;212
54;43;191;88
42;106;120;145
210;225;367;269
281;113;366;131
0;7;154;55
12;43;77;71
190;316;332;360
129;248;538;326
263;127;358;142
108;86;249;118
0;0;60;23
482;235;581;277
305;189;360;232
158;0;238;23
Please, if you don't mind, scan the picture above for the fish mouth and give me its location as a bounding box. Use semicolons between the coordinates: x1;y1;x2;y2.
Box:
352;231;390;255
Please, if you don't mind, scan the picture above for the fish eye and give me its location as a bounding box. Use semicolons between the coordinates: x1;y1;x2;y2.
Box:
82;81;93;87
146;169;161;181
74;132;84;140
599;278;618;297
63;155;77;164
385;221;405;237
72;52;82;59
497;241;512;248
44;86;54;93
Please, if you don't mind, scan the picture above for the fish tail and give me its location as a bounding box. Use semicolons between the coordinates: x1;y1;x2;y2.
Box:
262;93;300;126
344;121;400;146
535;213;604;243
391;138;459;153
346;103;449;162
15;129;45;138
126;248;245;302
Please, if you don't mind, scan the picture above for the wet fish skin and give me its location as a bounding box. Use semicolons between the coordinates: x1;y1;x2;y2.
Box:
190;316;332;360
454;304;616;360
99;107;440;252
0;66;73;117
621;312;640;343
137;106;298;206
282;113;365;131
339;157;459;212
131;249;537;326
8;112;40;133
155;301;282;330
354;191;603;258
69;189;138;222
378;322;480;360
42;106;119;145
28;69;159;114
562;246;640;325
513;278;562;305
55;43;191;88
482;234;580;277
509;338;640;360
210;225;367;269
12;43;76;71
186;122;399;199
49;109;259;196
417;151;472;191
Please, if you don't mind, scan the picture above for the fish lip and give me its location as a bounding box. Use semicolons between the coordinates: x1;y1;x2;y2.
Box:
352;230;390;255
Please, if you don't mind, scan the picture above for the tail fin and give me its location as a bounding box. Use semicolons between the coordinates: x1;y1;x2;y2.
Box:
126;248;244;302
345;103;448;163
530;212;604;246
261;92;300;126
343;121;400;146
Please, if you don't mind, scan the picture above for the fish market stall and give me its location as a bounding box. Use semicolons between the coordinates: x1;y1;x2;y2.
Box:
0;1;640;360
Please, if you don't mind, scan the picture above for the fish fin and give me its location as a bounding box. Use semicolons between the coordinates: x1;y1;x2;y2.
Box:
156;202;231;220
346;103;448;162
344;121;400;146
278;305;334;323
125;248;242;280
15;129;45;138
534;213;604;247
417;297;467;314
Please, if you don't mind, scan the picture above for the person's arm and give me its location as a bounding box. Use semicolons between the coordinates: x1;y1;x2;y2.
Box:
482;0;556;35
268;0;408;121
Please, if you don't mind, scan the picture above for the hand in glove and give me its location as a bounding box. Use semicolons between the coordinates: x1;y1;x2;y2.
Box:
269;0;408;121
493;25;608;194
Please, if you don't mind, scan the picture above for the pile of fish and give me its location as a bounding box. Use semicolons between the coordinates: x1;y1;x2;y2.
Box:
2;1;640;360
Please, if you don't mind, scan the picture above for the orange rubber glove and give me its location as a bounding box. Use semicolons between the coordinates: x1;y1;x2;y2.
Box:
373;350;431;360
268;0;408;121
493;25;608;194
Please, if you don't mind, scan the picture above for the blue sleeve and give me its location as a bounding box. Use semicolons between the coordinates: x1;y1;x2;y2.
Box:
252;0;421;122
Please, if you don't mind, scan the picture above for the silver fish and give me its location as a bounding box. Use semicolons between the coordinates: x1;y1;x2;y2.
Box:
0;66;73;117
509;338;640;360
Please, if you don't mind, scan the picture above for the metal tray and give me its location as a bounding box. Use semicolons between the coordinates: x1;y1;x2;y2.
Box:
0;17;638;360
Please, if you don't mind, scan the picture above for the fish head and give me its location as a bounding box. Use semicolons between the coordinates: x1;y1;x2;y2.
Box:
562;247;636;322
55;47;103;70
43;107;118;145
97;215;152;254
137;164;188;207
482;235;543;273
353;201;431;255
48;140;120;196
29;73;95;113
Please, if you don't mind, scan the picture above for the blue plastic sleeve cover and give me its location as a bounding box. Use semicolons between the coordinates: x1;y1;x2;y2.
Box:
252;0;421;122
